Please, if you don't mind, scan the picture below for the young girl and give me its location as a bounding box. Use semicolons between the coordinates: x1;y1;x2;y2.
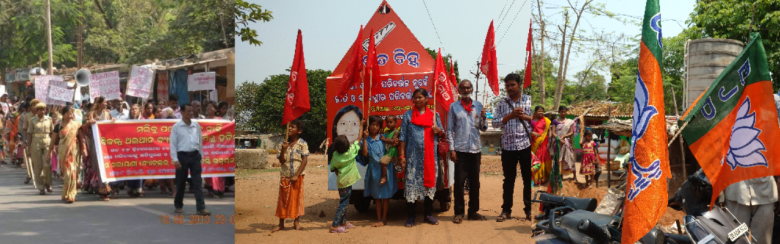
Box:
361;115;398;227
379;115;400;183
328;120;364;234
579;129;600;186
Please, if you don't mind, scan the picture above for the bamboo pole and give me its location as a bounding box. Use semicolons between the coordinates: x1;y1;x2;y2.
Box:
368;69;372;119
671;87;687;178
607;104;611;188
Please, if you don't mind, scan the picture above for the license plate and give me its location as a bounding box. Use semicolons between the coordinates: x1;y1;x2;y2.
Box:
728;223;748;242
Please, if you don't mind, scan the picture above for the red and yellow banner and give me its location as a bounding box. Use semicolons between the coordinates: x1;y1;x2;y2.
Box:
93;119;235;182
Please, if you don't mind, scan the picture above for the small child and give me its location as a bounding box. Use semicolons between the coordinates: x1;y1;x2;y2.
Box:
579;129;600;186
329;120;365;233
361;115;398;227
272;120;309;233
379;115;401;182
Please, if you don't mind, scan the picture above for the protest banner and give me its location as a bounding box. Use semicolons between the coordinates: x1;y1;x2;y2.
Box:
89;71;121;100
126;66;154;98
47;83;74;105
187;72;216;91
93;119;235;182
34;75;68;105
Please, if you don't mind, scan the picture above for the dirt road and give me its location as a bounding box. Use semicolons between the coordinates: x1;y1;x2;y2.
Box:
235;154;684;243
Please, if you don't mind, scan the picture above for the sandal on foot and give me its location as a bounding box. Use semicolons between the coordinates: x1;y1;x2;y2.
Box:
468;213;487;221
424;216;439;225
405;217;415;227
452;215;463;224
496;212;511;222
345;223;356;229
330;226;347;233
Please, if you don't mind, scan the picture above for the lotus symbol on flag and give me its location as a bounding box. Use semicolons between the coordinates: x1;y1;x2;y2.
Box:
627;71;663;201
721;97;768;170
650;13;662;48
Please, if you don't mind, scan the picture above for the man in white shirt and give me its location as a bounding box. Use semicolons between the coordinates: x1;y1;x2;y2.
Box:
170;104;209;216
79;87;90;104
110;97;129;120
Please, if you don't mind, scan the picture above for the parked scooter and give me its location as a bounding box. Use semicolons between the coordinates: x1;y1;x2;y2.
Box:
532;167;755;244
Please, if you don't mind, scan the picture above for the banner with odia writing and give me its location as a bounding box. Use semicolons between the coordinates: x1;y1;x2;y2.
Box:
93;119;235;182
126;66;154;98
89;71;121;101
187;72;216;91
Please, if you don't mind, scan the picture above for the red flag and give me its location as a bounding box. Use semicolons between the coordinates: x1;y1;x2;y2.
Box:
281;30;310;126
480;20;499;96
449;58;457;87
337;25;363;98
523;19;533;89
434;48;455;111
365;28;382;102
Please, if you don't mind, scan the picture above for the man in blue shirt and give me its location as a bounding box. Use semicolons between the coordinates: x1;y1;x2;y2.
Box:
447;80;488;223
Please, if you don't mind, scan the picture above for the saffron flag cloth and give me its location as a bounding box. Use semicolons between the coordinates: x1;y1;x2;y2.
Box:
480;20;499;96
365;27;383;100
282;30;311;126
621;0;670;243
523;19;533;89
681;32;780;208
434;48;455;112
337;25;364;98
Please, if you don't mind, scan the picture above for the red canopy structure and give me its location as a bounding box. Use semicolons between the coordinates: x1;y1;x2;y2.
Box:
327;0;443;143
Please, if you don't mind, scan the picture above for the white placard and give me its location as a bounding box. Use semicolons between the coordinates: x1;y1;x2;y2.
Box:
187;72;215;91
89;71;121;100
48;85;73;104
34;75;68;105
126;66;154;98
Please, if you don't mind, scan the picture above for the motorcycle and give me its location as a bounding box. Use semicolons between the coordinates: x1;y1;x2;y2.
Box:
532;167;755;244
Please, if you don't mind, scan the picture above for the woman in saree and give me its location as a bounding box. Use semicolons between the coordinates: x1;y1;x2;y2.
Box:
530;106;553;185
49;106;83;203
84;96;113;201
553;106;578;182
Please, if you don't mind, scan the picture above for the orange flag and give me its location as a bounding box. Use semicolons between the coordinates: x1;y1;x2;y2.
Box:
621;0;670;243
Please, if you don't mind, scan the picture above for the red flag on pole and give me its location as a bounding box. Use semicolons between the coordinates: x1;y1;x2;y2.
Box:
449;58;457;87
523;19;533;89
480;20;499;96
434;48;455;111
365;27;382;102
281;30;310;126
337;25;363;97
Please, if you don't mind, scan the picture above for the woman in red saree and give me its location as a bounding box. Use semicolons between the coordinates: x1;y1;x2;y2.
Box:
530;106;553;185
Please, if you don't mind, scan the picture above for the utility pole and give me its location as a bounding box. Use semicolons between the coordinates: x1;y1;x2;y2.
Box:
77;0;83;68
535;0;546;106
46;0;54;74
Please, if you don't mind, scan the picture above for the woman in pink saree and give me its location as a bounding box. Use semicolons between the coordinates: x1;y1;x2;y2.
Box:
531;106;553;185
553;106;578;181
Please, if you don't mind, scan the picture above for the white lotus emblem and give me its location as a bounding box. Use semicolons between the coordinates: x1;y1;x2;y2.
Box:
721;97;768;170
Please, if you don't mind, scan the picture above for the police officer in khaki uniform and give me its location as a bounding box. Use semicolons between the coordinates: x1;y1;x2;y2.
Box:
28;102;53;195
21;99;40;185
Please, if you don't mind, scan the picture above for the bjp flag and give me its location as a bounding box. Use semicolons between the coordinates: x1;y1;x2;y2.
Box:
621;0;670;243
681;33;780;208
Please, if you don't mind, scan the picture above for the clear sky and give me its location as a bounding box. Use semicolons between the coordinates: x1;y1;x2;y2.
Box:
238;0;696;95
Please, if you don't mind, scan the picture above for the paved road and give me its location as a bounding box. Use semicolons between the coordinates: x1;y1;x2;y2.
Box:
0;164;235;244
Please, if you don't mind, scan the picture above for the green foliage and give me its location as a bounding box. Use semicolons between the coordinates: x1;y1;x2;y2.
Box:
235;0;272;46
236;69;331;152
1;0;240;72
688;0;780;90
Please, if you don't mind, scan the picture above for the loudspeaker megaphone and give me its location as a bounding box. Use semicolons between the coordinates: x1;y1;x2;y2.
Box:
75;68;91;87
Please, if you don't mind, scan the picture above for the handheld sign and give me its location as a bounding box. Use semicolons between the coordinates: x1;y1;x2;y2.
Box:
187;72;216;91
89;71;121;100
127;66;154;98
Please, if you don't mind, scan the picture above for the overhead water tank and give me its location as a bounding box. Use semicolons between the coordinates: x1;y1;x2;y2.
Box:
686;39;744;110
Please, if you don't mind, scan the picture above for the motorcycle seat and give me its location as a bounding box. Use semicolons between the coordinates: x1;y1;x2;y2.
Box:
539;193;597;212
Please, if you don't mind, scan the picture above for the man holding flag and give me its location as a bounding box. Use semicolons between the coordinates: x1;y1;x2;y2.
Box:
681;32;779;244
621;0;671;243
